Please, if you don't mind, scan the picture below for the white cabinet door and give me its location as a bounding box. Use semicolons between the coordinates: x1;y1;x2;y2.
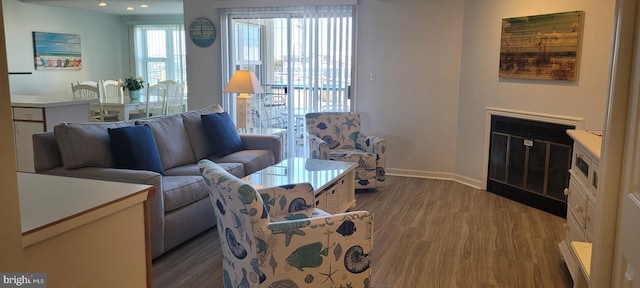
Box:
14;121;44;172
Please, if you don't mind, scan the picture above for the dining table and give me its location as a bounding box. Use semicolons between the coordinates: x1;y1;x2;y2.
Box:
98;95;165;121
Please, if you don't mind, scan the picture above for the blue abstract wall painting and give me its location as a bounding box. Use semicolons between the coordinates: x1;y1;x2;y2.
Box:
32;32;82;70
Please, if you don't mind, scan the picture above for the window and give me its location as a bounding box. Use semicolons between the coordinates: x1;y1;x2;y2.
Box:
133;24;187;85
221;5;355;157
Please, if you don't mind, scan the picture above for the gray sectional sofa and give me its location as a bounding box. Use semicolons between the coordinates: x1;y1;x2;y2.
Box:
32;104;282;258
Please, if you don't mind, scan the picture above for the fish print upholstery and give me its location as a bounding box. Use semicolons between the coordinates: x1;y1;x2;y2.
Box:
199;160;374;288
306;112;387;189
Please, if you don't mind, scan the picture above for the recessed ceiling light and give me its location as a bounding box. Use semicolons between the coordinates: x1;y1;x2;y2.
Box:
98;1;106;6
126;6;134;10
140;4;149;8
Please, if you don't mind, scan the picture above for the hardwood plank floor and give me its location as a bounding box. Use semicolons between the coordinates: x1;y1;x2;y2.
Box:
152;176;572;288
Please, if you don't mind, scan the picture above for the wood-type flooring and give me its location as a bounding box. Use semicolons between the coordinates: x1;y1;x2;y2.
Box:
152;176;572;288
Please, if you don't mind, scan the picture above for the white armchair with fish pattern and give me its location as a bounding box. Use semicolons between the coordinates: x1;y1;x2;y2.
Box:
305;112;387;189
199;159;374;288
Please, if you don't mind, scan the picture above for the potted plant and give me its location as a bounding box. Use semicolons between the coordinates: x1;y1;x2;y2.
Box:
122;76;145;100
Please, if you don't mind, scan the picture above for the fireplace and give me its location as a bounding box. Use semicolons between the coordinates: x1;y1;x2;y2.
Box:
487;114;574;217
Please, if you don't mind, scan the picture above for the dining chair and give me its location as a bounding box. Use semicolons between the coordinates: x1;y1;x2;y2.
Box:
129;82;169;119
165;82;185;115
71;82;119;122
100;80;124;116
78;80;99;87
158;80;176;114
100;79;123;102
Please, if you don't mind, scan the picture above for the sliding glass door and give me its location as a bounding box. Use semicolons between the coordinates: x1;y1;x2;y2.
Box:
221;5;354;157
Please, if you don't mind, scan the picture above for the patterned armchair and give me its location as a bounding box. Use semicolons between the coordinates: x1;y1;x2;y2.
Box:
305;112;387;189
198;159;374;288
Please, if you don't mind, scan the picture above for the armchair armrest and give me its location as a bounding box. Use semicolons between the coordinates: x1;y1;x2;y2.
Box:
307;133;331;160
240;134;281;162
257;211;373;278
357;133;387;167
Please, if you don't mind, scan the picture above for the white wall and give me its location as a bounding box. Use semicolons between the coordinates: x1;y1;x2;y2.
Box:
355;0;465;179
184;0;467;180
1;0;615;190
183;1;222;110
3;0;124;97
455;1;615;186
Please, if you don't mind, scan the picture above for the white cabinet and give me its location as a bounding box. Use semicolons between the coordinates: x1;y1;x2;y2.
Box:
560;130;601;288
18;173;154;287
13;120;46;172
11;95;94;172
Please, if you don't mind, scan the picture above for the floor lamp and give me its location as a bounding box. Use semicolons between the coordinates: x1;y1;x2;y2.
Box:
223;69;265;132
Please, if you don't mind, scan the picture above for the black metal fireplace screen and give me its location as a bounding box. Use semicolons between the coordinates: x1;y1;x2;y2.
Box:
487;115;574;217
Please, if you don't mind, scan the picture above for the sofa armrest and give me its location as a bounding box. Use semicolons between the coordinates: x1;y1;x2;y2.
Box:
32;131;62;172
307;133;330;160
256;182;315;218
240;134;281;162
38;166;166;257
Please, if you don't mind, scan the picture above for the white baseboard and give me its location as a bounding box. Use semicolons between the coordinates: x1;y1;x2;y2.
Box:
386;168;483;190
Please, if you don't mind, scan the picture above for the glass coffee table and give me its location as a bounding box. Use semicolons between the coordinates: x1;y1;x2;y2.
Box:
242;157;357;213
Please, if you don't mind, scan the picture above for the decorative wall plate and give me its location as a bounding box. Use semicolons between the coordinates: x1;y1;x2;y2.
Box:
189;17;216;48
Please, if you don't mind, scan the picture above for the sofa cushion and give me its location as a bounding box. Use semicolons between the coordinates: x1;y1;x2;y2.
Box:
164;162;245;178
137;114;194;170
162;175;209;212
182;104;224;160
211;149;275;175
201;112;244;157
108;125;164;175
54;122;132;169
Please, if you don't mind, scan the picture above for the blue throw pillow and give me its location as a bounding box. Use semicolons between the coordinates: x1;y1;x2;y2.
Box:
201;112;244;157
108;125;164;175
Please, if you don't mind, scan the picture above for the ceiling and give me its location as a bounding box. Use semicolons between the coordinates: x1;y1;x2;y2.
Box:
19;0;183;15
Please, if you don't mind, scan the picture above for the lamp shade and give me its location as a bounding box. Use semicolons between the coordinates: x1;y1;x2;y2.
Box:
223;70;265;94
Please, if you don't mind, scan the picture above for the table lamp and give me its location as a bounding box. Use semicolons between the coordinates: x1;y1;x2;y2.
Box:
223;69;265;131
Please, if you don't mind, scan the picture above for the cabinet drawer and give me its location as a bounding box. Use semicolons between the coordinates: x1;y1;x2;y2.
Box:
571;145;592;191
13;107;44;121
326;177;346;213
315;194;327;211
567;177;588;229
584;199;596;241
316;176;346;214
566;210;586;243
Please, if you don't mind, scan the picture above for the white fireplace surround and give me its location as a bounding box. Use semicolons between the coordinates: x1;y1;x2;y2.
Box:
482;107;585;190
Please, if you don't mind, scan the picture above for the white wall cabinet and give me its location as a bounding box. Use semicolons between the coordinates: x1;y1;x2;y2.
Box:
11;95;94;172
559;130;601;288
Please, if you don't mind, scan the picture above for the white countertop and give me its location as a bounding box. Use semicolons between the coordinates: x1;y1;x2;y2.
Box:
18;173;152;235
11;94;96;108
567;129;602;159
